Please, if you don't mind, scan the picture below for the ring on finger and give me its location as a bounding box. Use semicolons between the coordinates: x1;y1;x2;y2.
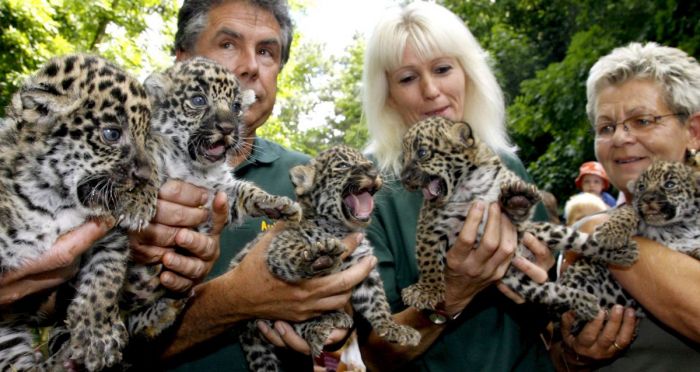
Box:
612;342;623;351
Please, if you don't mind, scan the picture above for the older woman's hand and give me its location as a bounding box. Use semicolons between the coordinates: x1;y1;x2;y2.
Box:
442;202;517;316
561;305;637;361
129;180;224;293
0;219;114;305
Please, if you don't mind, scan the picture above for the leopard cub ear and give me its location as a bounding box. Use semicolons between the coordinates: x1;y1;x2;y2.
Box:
290;161;316;196
13;83;83;126
143;72;172;104
448;121;475;148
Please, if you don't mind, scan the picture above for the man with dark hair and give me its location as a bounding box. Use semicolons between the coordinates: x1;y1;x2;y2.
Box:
129;1;375;370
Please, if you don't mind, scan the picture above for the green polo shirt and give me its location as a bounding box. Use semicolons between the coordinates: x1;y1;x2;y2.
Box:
363;151;555;371
167;138;310;371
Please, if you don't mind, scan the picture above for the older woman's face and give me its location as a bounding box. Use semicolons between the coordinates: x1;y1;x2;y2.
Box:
386;43;466;126
593;79;693;196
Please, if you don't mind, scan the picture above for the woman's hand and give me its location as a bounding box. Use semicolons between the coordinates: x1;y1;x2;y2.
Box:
129;180;224;293
0;219;114;305
443;201;517;315
497;232;554;304
561;305;637;360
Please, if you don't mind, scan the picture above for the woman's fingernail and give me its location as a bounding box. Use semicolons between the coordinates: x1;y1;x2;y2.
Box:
356;233;364;244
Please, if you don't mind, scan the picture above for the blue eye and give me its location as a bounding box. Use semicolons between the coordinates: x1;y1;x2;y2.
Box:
102;128;121;143
191;95;207;106
232;100;242;113
417;148;429;160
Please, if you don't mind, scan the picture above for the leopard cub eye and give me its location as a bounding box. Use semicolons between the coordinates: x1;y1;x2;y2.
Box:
191;95;207;106
663;179;677;189
417;147;429;160
232;100;242;113
336;162;351;170
101;127;122;143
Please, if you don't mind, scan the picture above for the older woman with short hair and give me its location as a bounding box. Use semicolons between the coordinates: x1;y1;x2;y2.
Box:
554;42;700;371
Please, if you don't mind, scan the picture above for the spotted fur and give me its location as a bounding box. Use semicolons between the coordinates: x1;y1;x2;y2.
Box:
399;116;605;321
121;57;302;341
0;54;158;371
230;145;420;372
562;159;700;333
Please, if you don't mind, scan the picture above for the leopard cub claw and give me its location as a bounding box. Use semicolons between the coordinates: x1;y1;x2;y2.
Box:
401;281;445;310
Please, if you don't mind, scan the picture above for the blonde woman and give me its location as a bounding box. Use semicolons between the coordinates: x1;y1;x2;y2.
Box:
359;2;555;370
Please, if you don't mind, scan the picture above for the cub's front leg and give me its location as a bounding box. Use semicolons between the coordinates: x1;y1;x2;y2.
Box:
66;232;130;371
227;180;302;225
585;205;639;266
267;229;346;283
401;212;448;310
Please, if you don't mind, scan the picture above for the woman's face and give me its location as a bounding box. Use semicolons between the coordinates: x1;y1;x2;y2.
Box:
593;78;698;196
386;43;466;126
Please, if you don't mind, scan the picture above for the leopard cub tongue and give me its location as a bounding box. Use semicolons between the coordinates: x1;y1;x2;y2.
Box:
344;191;374;219
422;178;441;200
206;143;225;157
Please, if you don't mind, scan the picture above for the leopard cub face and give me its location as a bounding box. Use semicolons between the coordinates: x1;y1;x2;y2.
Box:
290;145;382;229
3;53;158;231
630;160;699;226
401;116;484;205
144;57;255;170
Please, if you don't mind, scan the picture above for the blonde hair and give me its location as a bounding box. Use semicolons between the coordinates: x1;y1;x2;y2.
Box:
362;1;515;176
563;192;609;226
586;42;700;124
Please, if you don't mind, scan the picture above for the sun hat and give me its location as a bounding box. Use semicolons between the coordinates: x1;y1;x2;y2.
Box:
575;161;610;190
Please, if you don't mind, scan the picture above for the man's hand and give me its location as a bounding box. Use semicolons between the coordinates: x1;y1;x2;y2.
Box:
0;219;113;305
227;230;374;322
129;180;225;293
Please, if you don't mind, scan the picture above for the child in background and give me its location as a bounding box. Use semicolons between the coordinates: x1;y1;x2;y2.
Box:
563;192;609;226
574;161;617;207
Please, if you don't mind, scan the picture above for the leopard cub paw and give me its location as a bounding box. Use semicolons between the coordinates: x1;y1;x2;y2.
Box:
401;281;445;310
499;181;541;224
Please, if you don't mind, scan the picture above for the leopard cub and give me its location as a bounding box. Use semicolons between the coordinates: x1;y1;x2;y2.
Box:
122;57;302;340
231;145;420;372
0;54;158;371
400;116;605;321
564;159;700;332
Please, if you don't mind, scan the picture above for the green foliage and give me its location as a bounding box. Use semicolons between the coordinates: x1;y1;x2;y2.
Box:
0;0;177;115
443;0;700;209
261;34;367;156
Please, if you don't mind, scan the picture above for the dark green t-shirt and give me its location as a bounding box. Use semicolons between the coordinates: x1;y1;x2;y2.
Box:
363;151;555;371
166;138;310;371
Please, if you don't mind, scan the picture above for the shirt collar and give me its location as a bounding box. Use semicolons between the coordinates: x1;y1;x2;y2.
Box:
234;137;280;171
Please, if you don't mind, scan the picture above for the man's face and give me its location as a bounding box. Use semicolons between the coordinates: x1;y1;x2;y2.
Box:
178;1;283;134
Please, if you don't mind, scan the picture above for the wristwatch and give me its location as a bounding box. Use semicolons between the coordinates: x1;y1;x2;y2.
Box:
422;307;462;325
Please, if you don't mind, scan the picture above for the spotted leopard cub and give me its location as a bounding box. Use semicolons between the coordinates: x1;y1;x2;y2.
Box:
400;116;602;320
231;145;420;372
566;159;700;329
122;57;302;339
0;54;158;371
